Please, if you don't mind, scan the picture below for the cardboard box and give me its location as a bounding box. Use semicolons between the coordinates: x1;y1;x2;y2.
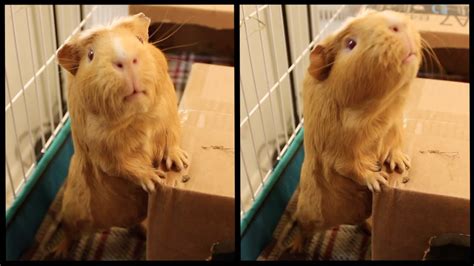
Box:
146;63;235;260
371;78;470;260
129;5;234;30
413;6;469;82
129;5;234;58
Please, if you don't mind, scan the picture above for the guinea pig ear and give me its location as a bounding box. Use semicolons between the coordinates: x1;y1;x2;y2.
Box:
308;45;333;81
57;42;82;75
357;7;377;17
127;13;151;42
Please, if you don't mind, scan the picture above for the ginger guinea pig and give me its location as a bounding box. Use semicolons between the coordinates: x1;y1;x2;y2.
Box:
50;13;189;258
282;9;422;254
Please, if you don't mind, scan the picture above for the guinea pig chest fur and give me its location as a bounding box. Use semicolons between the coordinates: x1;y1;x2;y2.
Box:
50;13;189;258
280;9;422;254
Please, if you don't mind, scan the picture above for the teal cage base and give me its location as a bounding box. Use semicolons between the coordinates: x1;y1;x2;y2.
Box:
6;119;74;260
240;128;304;260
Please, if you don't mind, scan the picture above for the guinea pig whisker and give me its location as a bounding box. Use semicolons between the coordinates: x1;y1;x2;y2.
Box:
160;41;200;53
153;20;179;43
152;24;182;45
420;38;445;77
153;24;186;46
421;32;449;50
152;15;196;46
56;58;87;67
57;59;79;64
422;37;445;72
311;61;336;73
425;44;444;75
149;8;170;40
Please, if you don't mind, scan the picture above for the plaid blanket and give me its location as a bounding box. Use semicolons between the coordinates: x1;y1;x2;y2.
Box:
21;52;231;261
257;191;371;261
21;185;146;261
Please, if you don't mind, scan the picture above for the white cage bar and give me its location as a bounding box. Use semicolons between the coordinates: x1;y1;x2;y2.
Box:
240;5;354;217
5;5;128;210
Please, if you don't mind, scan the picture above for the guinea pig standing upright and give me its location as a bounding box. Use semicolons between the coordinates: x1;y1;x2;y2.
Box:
281;10;422;254
51;13;189;258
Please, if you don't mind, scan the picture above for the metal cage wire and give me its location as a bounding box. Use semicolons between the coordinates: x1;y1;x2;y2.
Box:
5;5;128;210
239;5;350;218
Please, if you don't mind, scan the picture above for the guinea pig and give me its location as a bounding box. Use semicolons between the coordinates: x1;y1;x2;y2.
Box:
50;13;189;258
280;9;422;254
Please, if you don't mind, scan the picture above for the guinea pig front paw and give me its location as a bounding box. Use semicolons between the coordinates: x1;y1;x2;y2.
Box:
139;169;166;193
368;160;383;172
165;147;189;171
365;170;389;192
386;149;411;173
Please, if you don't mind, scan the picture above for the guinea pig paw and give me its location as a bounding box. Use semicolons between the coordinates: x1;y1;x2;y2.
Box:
386;150;411;173
140;170;166;193
369;160;382;172
140;177;156;193
287;237;305;255
165;147;189;171
365;171;389;192
154;168;167;179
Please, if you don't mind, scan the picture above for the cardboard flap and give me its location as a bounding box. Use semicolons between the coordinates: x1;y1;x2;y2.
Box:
388;78;469;200
147;185;235;260
372;187;470;260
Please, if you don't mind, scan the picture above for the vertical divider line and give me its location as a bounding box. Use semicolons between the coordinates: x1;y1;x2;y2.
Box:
281;5;301;129
254;5;281;157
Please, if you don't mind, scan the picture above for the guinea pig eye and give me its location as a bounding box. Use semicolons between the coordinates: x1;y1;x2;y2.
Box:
136;36;143;44
346;39;357;50
88;49;94;61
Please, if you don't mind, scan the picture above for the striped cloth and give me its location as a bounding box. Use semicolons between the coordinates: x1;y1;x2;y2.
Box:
257;191;371;261
21;52;232;261
20;184;147;261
